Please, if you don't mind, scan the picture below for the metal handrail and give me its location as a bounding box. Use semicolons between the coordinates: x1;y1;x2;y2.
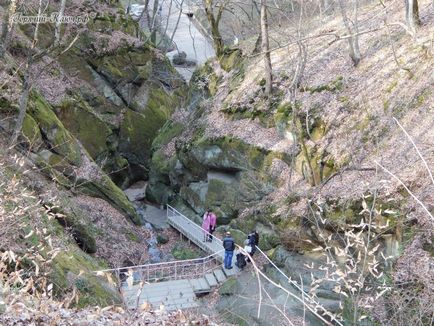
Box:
167;205;327;313
95;249;224;273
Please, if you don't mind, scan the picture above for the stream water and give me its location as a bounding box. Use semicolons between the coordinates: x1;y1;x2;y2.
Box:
161;0;215;80
119;0;215;266
124;0;215;80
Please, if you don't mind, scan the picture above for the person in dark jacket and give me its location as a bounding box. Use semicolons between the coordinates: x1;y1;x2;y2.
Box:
248;230;259;256
223;231;235;269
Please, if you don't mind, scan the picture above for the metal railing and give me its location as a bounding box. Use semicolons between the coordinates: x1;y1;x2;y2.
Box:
95;250;224;285
166;205;331;321
167;204;225;249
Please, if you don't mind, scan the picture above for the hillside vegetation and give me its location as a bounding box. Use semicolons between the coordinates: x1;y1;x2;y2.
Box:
0;0;433;325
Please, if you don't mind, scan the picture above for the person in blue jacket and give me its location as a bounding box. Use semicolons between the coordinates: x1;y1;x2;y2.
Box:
223;231;235;269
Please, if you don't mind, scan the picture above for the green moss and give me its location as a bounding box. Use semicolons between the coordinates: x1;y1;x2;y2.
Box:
303;76;344;94
29;92;81;166
338;95;350;105
171;243;201;260
78;174;141;225
152;121;184;151
204;179;239;224
414;89;429;107
258;233;281;251
310;120;327;141
126;231;140;242
218;277;237;296
119;84;179;167
50;250;121;308
21;114;42;146
157;234;169;244
221;102;270;125
55;97;112;159
189;61;216;99
49;204;97;254
34;155;74;187
385;80;398;93
295;145;336;185
219;48;243;72
151;151;172;176
119;109;159;166
194;136;272;171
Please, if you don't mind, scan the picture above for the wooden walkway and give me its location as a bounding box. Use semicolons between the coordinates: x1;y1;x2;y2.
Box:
100;205;240;311
166;205;238;269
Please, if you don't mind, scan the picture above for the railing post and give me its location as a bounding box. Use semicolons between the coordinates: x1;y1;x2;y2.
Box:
174;261;177;280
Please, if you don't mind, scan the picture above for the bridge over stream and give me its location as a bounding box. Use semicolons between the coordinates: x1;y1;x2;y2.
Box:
95;205;238;311
94;206;336;325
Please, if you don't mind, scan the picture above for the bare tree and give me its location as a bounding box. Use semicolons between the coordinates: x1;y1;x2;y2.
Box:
405;0;420;32
338;0;361;66
0;0;17;58
203;0;227;57
54;0;66;47
150;0;159;44
10;0;44;147
260;0;272;97
10;0;79;147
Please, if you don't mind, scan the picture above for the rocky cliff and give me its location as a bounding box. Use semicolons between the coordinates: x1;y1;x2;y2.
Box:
1;0;433;324
0;0;185;308
145;2;434;323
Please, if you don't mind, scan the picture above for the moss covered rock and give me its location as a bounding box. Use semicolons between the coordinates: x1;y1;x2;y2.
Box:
219;48;243;72
295;145;336;186
21;114;43;149
218;277;238;296
119;108;159;169
78;173;141;225
50;250;121;308
55;97;112;160
46;203;97;254
29;93;82;166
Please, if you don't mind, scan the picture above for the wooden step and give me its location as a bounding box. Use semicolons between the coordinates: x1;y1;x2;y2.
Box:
213;268;227;283
123;279;198;311
204;273;218;287
223;266;238;277
189;277;211;293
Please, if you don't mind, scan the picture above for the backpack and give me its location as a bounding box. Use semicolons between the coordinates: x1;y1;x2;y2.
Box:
235;253;246;269
248;233;256;246
254;231;259;246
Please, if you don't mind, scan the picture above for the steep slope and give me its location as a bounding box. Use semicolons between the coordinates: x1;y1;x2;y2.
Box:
0;0;186;309
146;1;434;324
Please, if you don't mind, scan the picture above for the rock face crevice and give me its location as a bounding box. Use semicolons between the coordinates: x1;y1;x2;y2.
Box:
0;1;188;224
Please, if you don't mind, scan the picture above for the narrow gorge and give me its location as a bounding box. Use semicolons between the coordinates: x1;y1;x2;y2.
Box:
0;0;433;325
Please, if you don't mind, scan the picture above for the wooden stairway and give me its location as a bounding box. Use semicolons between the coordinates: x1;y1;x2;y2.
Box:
122;266;234;311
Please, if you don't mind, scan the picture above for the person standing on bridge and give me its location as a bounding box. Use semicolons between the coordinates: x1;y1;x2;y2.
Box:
223;231;235;269
202;210;212;242
208;210;217;242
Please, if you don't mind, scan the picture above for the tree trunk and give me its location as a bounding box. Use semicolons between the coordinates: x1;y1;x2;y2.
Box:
167;0;184;53
260;0;272;97
405;0;420;32
54;0;67;47
150;0;159;44
0;9;10;58
338;0;361;66
10;0;43;147
10;63;32;147
0;0;16;58
203;0;224;57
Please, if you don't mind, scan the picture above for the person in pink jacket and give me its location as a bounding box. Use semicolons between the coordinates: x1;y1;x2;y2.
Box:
202;209;217;242
208;210;217;242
